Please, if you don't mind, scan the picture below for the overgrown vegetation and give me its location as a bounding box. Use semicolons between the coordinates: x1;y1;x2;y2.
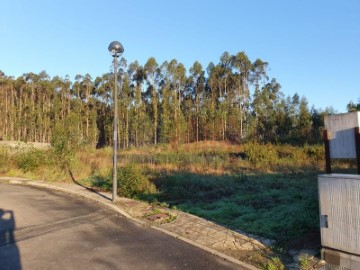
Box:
152;171;319;244
1;45;359;269
79;164;157;198
15;148;49;172
1;140;357;268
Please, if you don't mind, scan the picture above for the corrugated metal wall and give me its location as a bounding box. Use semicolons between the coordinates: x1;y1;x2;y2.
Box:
319;174;360;255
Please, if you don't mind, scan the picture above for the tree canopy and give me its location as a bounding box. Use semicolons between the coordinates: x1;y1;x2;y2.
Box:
0;51;340;148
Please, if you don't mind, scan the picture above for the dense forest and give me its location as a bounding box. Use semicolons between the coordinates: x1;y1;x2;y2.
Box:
0;51;356;149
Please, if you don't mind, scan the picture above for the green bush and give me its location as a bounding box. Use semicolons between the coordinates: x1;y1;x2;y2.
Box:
243;142;278;168
304;144;324;162
243;143;325;172
117;164;157;198
15;148;48;172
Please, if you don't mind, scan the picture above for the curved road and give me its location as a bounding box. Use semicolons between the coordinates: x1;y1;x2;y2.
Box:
0;183;241;270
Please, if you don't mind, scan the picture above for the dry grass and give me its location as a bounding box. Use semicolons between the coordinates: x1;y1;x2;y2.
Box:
73;147;112;179
179;140;242;152
0;140;51;150
114;141;246;175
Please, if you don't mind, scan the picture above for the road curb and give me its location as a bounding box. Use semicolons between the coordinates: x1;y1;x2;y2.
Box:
0;177;259;270
151;226;259;270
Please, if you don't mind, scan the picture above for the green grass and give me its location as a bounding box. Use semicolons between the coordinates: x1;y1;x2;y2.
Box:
148;171;320;245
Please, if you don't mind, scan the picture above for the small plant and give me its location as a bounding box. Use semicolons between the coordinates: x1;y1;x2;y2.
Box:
166;213;177;223
117;163;157;198
264;257;284;270
144;208;177;223
299;256;311;270
144;208;162;216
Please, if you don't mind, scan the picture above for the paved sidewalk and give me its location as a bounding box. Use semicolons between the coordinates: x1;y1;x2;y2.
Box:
0;176;325;269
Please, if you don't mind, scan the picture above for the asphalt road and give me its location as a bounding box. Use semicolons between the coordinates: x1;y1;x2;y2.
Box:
0;183;241;270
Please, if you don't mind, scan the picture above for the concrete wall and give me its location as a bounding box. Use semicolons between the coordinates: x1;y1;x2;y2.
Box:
319;174;360;256
324;112;360;159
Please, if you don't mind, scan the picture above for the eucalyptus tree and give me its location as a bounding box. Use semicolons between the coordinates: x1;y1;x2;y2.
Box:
12;76;26;141
72;74;85;142
66;73;96;145
310;107;325;143
82;73;94;140
36;71;53;143
128;61;148;147
205;62;218;140
1;50;324;147
120;74;132;148
251;78;282;142
52;75;72;122
167;59;186;143
207;53;235;141
250;59;268;87
189;61;205;142
144;57;160;145
94;73;113;147
234;58;267;141
210;54;228;140
0;71;8;140
297;96;312;143
233;51;252;138
347;99;360;112
158;61;174;143
1;73;16;140
22;72;41;141
159;59;187;143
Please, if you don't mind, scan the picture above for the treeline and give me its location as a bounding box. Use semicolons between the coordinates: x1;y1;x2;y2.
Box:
0;51;340;148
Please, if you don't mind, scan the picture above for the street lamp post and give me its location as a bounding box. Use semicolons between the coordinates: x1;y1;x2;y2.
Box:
108;41;124;202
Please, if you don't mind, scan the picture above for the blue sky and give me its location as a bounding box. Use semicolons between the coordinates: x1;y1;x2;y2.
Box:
1;0;359;112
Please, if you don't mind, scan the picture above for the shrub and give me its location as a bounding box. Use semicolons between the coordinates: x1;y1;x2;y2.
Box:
15;148;48;172
51;114;83;170
304;144;324;163
117;164;157;198
243;142;278;169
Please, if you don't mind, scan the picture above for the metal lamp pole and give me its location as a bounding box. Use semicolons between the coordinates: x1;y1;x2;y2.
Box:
108;41;124;202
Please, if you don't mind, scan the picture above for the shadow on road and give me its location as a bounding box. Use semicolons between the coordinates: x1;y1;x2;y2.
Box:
69;169;111;201
0;208;22;270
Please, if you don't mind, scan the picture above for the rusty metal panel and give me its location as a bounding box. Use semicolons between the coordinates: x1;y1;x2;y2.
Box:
319;174;360;255
324;112;360;159
322;248;360;269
